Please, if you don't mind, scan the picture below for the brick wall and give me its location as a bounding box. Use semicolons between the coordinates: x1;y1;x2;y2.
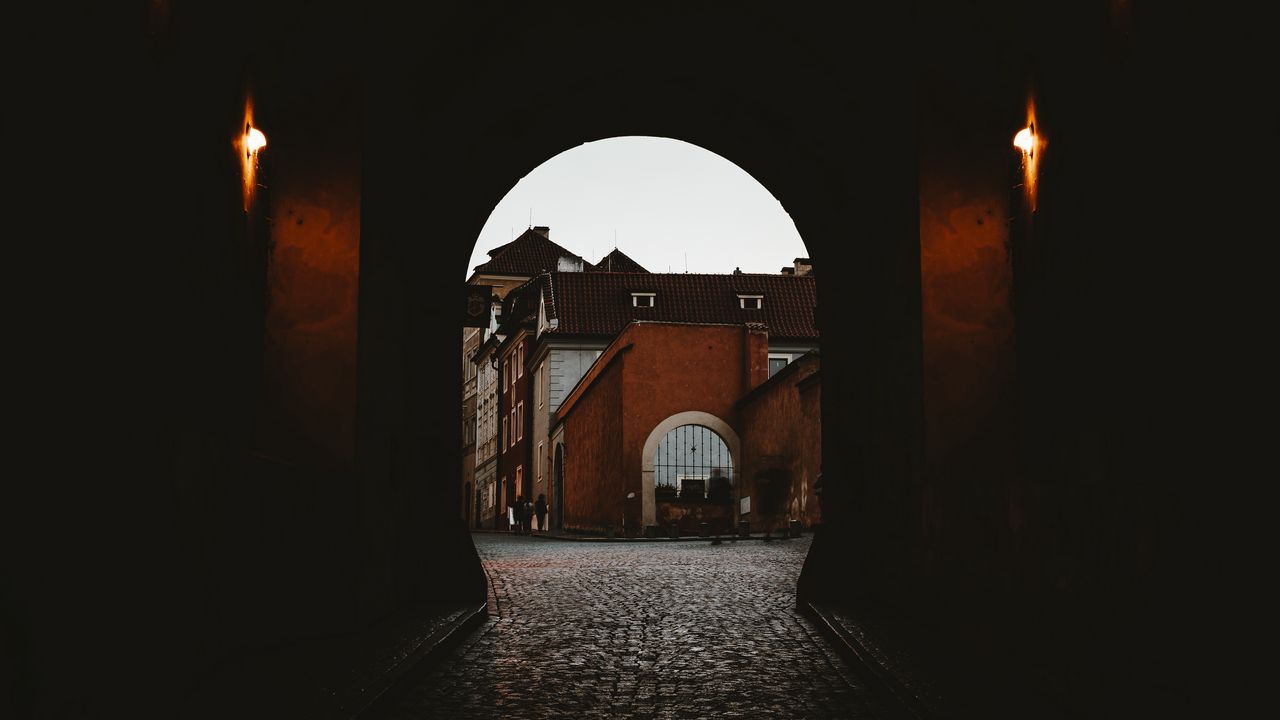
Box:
561;360;625;532
738;354;822;531
560;323;767;533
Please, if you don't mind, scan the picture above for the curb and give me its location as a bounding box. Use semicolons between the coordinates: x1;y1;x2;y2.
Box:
346;601;488;719
474;531;806;543
799;599;932;720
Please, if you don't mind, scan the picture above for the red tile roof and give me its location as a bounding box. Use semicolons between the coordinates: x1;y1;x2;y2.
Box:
586;248;649;273
543;271;818;341
472;227;595;276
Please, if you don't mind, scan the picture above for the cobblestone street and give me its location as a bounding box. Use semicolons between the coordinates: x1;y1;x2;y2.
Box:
387;534;892;720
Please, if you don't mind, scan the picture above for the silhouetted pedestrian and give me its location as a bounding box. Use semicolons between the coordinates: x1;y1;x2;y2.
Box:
535;493;548;532
514;495;526;535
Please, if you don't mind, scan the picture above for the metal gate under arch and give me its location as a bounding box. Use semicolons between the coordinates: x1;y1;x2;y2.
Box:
653;424;734;501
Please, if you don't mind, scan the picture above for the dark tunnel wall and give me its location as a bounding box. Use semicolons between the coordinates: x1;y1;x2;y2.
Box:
13;3;491;716
12;1;1262;717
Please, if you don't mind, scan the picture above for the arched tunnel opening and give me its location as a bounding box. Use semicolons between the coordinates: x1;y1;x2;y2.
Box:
445;136;840;717
12;2;1240;719
461;136;819;542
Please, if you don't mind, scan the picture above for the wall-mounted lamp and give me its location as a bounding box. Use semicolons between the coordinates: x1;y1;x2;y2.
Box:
1013;123;1035;158
239;111;267;211
1013;102;1041;212
245;123;267;159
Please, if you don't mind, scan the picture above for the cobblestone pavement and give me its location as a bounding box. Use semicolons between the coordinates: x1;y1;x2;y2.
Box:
386;534;892;719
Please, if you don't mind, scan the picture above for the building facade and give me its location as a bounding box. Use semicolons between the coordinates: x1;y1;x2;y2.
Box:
536;270;821;535
462;226;593;528
496;320;534;523
472;314;503;528
462;235;823;536
460;327;481;526
737;351;822;532
552;322;768;534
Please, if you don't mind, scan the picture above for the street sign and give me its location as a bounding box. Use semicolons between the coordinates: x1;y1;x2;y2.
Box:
463;284;492;327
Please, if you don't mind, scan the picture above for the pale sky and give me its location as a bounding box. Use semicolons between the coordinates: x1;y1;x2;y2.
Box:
468;136;808;278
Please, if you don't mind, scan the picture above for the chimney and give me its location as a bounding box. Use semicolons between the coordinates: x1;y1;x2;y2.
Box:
533;226;550;238
780;267;795;275
793;258;813;276
556;255;584;272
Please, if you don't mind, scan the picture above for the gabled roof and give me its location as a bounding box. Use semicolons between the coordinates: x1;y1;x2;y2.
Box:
471;227;595;277
541;271;819;341
587;248;649;273
496;276;542;337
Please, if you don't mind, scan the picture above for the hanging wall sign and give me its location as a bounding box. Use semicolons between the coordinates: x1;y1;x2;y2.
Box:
464;285;493;328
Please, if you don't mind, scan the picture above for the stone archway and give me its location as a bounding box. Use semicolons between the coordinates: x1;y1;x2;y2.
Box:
640;411;741;527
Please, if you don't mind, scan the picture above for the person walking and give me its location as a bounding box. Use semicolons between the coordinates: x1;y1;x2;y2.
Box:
523;496;534;535
514;495;525;535
535;493;548;533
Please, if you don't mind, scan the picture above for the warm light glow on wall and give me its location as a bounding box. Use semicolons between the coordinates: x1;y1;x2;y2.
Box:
1013;99;1041;212
238;99;266;211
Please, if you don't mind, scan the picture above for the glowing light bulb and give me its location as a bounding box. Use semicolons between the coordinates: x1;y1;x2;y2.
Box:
1013;126;1034;155
246;126;267;155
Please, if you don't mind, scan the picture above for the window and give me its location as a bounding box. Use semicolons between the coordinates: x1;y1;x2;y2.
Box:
502;416;507;447
517;401;524;440
653;424;734;501
768;355;790;377
503;359;509;390
631;292;655;307
510;408;517;447
537;362;544;407
516;343;523;378
738;294;763;309
537;442;544;481
516;466;523;492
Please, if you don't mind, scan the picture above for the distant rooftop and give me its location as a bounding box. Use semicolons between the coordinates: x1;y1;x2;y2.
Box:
587;248;649;273
472;226;595;277
539;271;818;341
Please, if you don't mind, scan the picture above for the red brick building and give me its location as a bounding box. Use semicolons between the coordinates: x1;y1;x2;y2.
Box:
737;351;822;532
538;269;820;535
495;305;535;523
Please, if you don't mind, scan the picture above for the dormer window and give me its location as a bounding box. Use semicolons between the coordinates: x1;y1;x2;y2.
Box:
632;292;656;308
738;294;763;309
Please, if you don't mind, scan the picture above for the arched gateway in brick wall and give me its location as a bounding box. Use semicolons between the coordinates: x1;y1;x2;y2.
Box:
640;411;741;528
